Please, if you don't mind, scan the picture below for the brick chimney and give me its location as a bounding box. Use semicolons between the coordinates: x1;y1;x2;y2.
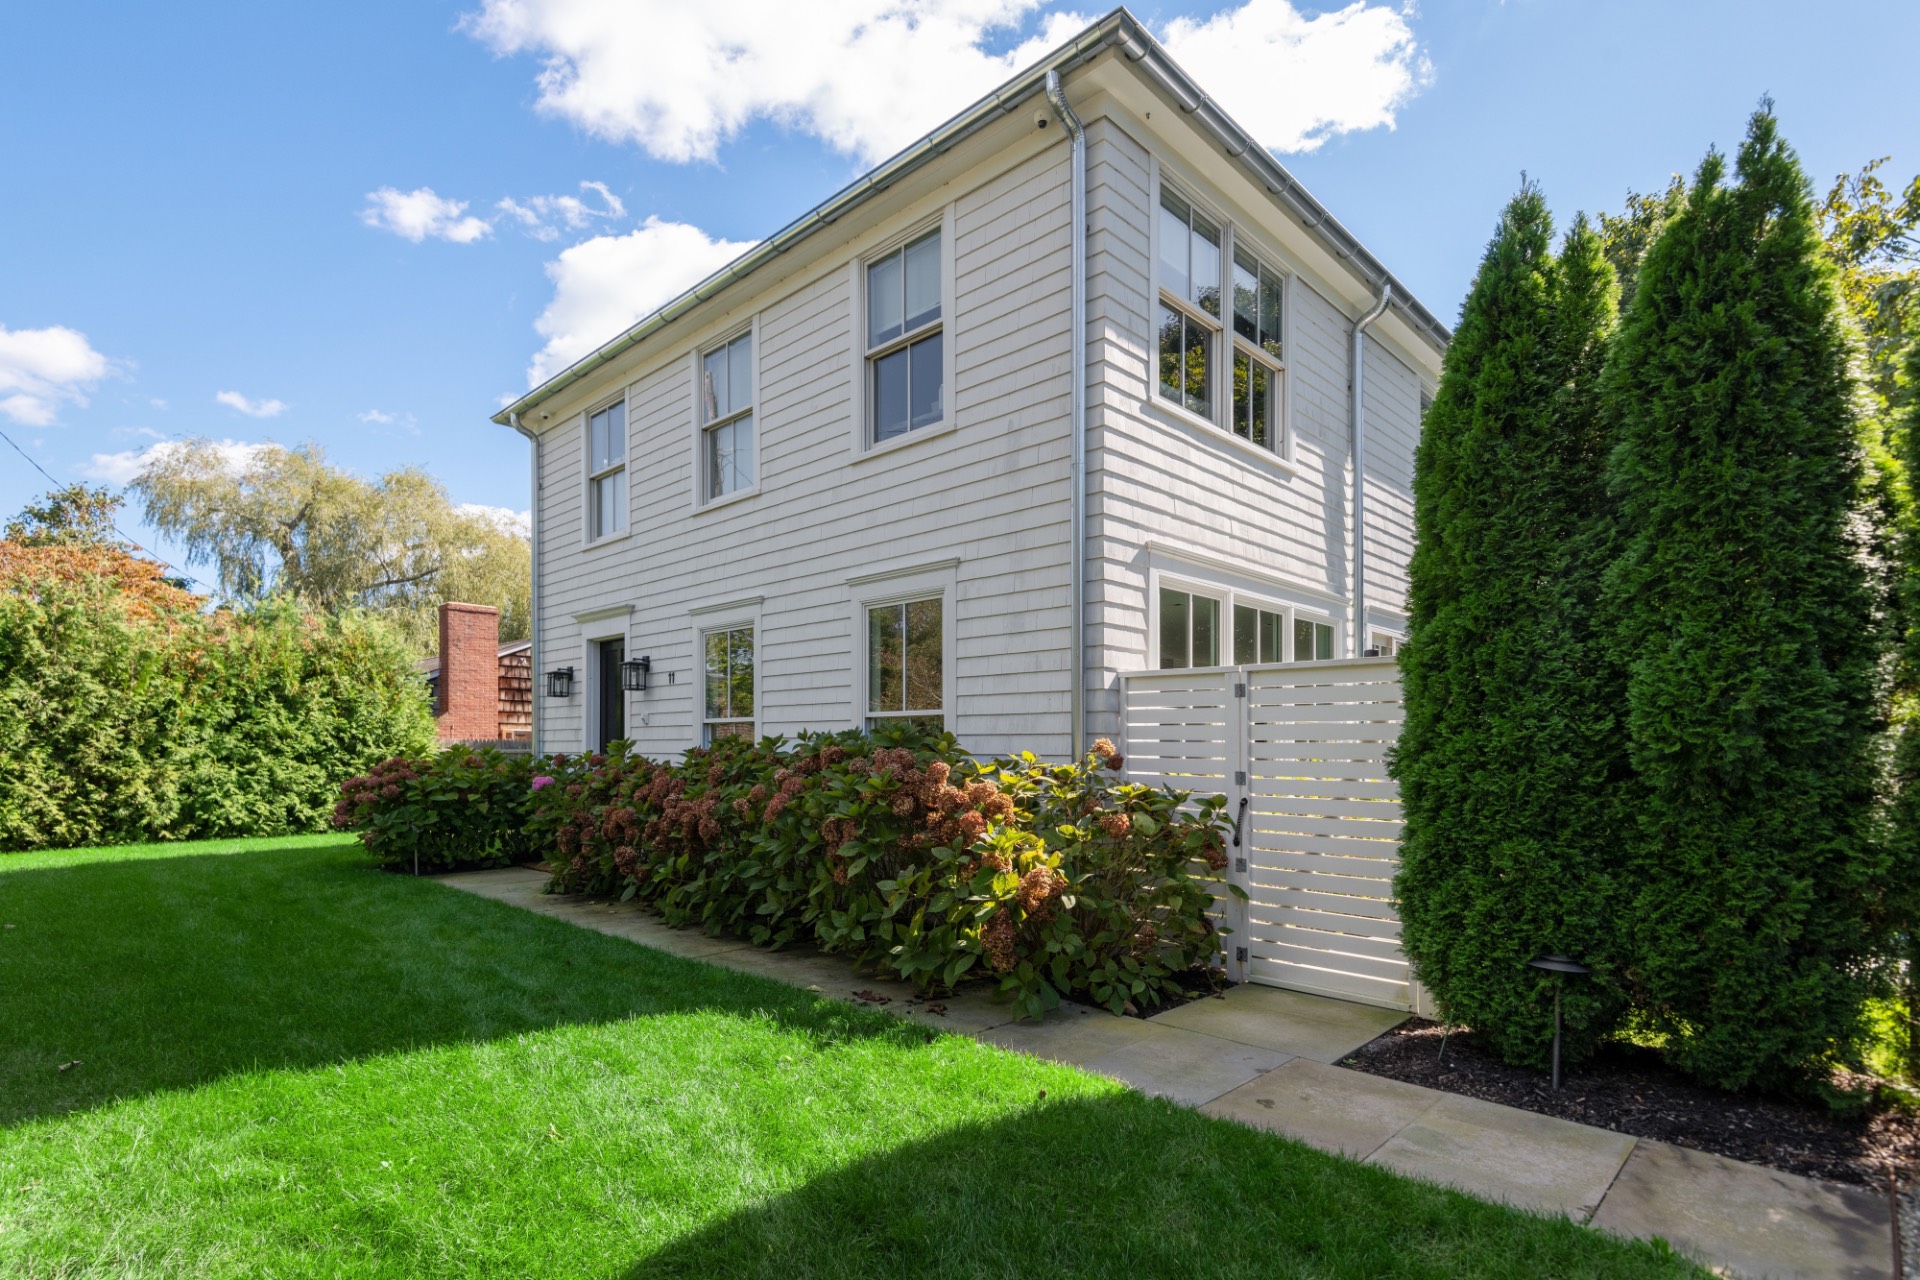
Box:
436;602;500;741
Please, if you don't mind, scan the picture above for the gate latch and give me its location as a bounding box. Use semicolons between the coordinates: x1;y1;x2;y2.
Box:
1235;946;1248;964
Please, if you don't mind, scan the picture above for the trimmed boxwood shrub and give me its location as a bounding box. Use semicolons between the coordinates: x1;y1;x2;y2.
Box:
341;724;1234;1019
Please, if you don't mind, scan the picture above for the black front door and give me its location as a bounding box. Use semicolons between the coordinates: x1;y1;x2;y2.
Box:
597;638;625;751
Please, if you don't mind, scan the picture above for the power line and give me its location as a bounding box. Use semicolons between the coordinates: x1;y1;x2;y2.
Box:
0;425;205;588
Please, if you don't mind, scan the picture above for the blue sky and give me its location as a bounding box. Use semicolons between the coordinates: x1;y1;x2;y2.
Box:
3;0;1915;582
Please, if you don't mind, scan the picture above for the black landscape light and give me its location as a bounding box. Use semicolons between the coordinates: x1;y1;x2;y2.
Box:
545;666;575;699
620;655;651;692
1528;954;1591;1090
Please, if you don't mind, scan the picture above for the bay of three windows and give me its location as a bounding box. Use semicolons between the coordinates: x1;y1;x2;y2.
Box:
1157;185;1287;453
1158;586;1332;670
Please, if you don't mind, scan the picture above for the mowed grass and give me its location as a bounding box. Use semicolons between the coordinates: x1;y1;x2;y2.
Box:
0;837;1698;1279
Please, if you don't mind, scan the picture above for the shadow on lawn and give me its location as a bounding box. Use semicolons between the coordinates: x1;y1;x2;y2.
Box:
0;842;931;1129
612;1093;1695;1280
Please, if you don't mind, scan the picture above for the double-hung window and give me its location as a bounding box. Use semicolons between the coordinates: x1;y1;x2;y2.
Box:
1156;186;1223;420
866;596;943;729
866;230;944;444
701;332;754;500
587;399;626;540
702;625;754;742
1230;251;1286;451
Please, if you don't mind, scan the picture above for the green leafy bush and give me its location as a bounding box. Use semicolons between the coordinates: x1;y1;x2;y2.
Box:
334;747;535;873
351;726;1232;1018
0;561;434;852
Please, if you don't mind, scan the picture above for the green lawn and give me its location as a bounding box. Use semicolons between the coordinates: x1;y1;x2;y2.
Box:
0;836;1698;1279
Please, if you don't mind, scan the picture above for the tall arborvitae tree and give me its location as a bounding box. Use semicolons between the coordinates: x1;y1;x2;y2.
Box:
1395;191;1626;1067
1602;108;1893;1090
1888;338;1920;1079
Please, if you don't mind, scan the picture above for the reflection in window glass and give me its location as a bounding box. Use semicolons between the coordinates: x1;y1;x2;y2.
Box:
1157;186;1221;420
1158;588;1220;668
588;400;626;539
867;231;944;444
1233;604;1284;664
702;333;755;499
1293;617;1334;662
703;625;754;742
868;597;943;716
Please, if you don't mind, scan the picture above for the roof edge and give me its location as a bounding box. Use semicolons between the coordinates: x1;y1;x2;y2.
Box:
493;7;1447;428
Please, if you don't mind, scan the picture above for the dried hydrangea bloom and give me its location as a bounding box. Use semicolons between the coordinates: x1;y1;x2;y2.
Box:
981;909;1018;973
1099;812;1132;840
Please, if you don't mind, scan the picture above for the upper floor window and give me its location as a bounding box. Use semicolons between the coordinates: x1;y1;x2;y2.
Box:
1157;186;1222;420
702;625;755;742
587;399;626;540
701;332;755;500
867;230;944;444
867;596;943;729
1230;251;1285;451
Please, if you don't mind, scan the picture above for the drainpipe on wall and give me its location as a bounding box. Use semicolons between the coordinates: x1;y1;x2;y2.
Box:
1350;284;1392;657
508;411;541;753
1044;68;1088;763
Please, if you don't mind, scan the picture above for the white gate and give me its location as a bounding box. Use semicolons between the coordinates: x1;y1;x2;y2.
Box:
1122;658;1420;1013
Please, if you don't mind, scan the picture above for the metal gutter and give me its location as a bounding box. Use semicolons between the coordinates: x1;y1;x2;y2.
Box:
492;7;1447;429
508;411;541;752
1044;69;1088;763
1350;285;1393;656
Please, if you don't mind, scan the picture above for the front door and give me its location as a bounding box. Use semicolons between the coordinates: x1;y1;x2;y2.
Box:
596;638;625;752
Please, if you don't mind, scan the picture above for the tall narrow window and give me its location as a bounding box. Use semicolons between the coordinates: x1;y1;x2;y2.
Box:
1158;587;1221;669
701;332;755;500
867;597;943;728
702;625;754;742
1157;186;1222;420
1293;617;1334;662
1233;604;1285;664
867;230;943;444
587;400;626;540
1230;250;1286;451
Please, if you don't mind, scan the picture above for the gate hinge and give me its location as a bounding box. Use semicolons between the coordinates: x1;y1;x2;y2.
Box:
1234;857;1247;873
1234;770;1247;786
1234;682;1247;698
1235;946;1248;964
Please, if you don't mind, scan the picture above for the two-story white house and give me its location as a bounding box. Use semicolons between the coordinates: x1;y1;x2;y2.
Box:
495;8;1448;763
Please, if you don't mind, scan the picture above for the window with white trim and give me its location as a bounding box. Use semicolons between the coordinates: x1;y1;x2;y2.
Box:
700;332;754;500
586;399;626;540
1233;602;1285;664
702;625;754;742
866;230;944;444
1295;616;1335;661
1230;250;1285;451
1369;631;1401;658
1158;587;1223;668
1156;186;1223;420
866;596;942;728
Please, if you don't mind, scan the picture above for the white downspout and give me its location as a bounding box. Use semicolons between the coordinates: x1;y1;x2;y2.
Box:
508;412;541;753
1044;69;1088;762
1350;285;1392;657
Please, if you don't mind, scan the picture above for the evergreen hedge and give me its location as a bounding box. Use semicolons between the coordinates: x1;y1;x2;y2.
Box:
1599;109;1895;1089
0;555;434;851
1394;191;1627;1068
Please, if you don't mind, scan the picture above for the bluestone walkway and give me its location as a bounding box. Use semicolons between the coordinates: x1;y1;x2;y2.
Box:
439;866;1896;1280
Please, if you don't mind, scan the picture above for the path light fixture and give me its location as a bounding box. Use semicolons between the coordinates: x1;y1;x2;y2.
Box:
545;667;575;699
1528;954;1591;1090
620;655;651;693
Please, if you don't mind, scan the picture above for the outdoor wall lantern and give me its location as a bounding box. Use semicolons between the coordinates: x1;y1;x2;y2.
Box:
545;666;575;699
620;655;652;693
1527;953;1592;1090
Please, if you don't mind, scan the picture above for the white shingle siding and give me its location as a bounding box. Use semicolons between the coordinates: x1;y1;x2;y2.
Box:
527;95;1436;760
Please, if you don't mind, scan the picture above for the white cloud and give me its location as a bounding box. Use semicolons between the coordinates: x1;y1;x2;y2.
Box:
497;180;626;242
84;437;276;486
0;323;115;426
457;502;533;538
459;0;1427;165
1161;0;1431;153
526;216;757;385
216;390;288;418
359;186;494;244
358;409;396;424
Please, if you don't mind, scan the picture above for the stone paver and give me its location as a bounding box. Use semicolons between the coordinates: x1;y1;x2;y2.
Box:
1591;1140;1894;1280
1202;1057;1441;1158
1366;1092;1637;1221
1148;982;1406;1063
1078;1025;1290;1107
429;867;1894;1278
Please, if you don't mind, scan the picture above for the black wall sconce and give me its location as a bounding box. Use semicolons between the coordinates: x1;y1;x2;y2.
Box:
545;666;575;699
620;655;652;692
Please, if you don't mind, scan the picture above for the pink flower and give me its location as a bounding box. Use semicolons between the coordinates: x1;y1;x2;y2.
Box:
531;776;555;791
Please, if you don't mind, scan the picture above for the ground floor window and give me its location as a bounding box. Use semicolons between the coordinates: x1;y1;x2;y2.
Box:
1233;603;1284;664
1158;587;1222;669
867;597;942;728
1368;631;1401;658
1295;617;1334;661
703;625;754;743
1159;582;1338;667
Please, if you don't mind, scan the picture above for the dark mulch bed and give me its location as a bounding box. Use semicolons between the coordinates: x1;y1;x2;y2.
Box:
1341;1018;1918;1192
